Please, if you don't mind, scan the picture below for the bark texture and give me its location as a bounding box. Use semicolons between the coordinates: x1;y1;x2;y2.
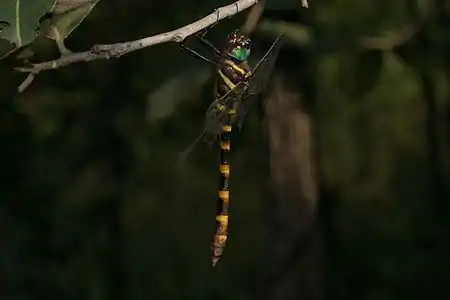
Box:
262;71;322;300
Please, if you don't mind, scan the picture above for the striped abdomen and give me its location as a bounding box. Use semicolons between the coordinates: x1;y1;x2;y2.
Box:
211;122;232;267
211;58;251;267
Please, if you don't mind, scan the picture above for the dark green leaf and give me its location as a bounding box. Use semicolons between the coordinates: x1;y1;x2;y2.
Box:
38;0;101;42
0;0;56;47
0;37;14;58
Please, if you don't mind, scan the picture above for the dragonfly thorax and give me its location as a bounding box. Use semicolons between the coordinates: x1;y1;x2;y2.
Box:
217;59;252;93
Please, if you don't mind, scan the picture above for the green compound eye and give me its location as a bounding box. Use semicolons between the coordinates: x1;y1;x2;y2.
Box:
232;47;249;61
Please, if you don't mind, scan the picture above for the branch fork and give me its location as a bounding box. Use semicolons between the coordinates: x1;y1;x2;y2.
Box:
15;0;266;92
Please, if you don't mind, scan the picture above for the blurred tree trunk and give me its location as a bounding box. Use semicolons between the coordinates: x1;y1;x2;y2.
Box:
261;70;322;300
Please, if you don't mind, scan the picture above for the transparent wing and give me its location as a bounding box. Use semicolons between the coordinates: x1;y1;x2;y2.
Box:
235;34;283;127
249;34;283;95
178;82;247;158
203;81;247;135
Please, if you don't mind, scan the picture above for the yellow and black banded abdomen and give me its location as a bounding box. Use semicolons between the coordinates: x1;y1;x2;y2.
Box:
211;121;233;266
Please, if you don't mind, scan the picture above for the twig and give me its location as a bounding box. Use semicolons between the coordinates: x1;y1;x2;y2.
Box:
15;0;262;92
17;73;37;93
257;20;418;52
359;24;419;51
241;0;266;34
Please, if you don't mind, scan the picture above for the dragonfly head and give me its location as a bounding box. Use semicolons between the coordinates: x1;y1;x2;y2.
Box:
225;30;251;62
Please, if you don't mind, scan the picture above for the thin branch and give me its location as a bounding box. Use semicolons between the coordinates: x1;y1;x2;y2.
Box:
15;0;263;92
241;0;307;34
257;20;418;52
359;24;419;51
241;0;266;35
17;73;37;93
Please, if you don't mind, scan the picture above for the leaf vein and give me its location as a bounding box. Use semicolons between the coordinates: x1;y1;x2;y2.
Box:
15;0;21;46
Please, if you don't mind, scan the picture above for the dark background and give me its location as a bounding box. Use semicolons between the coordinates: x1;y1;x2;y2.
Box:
1;0;449;299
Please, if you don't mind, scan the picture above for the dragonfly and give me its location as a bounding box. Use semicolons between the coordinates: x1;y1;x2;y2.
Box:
180;23;283;267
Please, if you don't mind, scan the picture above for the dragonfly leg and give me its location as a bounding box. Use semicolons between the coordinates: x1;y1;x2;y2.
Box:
196;33;221;56
195;14;221;56
180;40;217;66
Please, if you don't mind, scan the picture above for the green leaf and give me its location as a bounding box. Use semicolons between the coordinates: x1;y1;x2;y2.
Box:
38;0;101;42
0;0;56;47
0;37;15;58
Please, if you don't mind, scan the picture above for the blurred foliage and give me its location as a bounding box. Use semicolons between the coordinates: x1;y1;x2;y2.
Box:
0;0;449;300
